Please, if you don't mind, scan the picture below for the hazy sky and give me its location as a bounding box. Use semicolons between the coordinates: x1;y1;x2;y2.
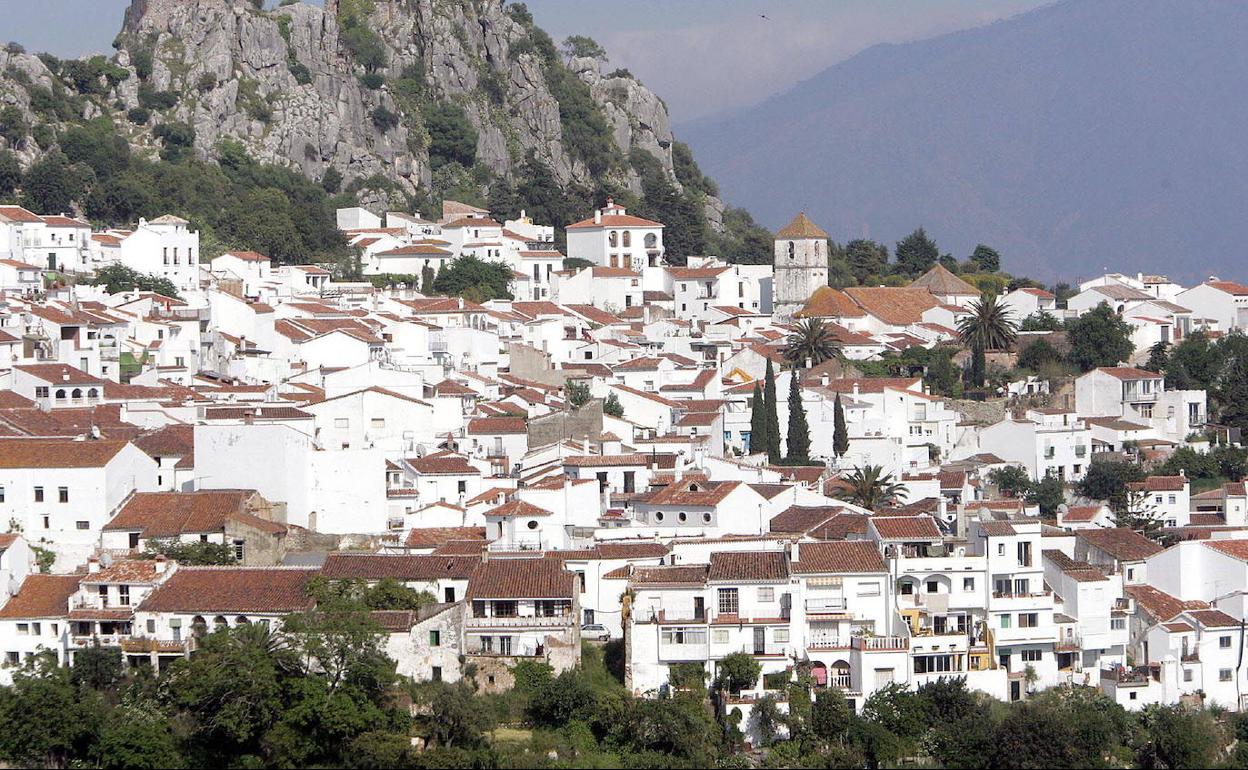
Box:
7;0;1052;123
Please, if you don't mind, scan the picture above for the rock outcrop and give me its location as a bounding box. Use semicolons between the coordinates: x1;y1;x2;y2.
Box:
0;0;687;205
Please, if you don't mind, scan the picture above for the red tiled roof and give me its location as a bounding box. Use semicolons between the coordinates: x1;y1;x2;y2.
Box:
567;213;663;230
1204;539;1248;562
408;453;480;476
465;557;575;599
1125;584;1208;622
792;541;886;574
104;491;283;537
466;417;527;435
708;551;789;582
0;574;81;618
322;553;480;581
0;438;129;468
138;567;318;613
405;527;487;548
484;499;553;518
1126;475;1189;492
1076;527;1163;561
1096;367;1161;381
870;515;943;540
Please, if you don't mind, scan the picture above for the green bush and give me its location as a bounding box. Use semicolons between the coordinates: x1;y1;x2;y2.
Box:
370;105;399;132
137;83;178;110
422;102;477;168
0;106;27;145
125;106;150;125
359;72;383;90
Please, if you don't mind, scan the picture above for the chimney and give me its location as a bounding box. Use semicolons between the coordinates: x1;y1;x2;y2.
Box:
87;556;100;574
821;373;829;387
790;540;800;563
852;383;860;397
153;555;167;574
594;207;602;225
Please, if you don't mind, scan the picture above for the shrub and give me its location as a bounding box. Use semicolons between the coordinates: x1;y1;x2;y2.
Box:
289;61;312;85
125;106;150;125
195;72;216;93
0;106;27;145
137;83;178;110
370;105;399;132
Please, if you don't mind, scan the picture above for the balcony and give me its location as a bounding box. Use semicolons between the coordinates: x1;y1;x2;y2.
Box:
465;613;572;629
807;632;851;650
738;643;787;658
852;635;909;652
120;637;193;655
1124;388;1159;403
805;597;848;614
658;642;709;662
826;673;853;690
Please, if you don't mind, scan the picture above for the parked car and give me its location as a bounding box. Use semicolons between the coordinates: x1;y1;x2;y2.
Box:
581;623;611;641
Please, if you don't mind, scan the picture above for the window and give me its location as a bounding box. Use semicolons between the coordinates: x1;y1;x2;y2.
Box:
1019;613;1038;628
758;587;775;602
42;516;49;529
774;629;789;644
16;624;28;636
1221;635;1233;649
999;615;1012;629
661;628;707;646
1111;617;1126;630
233;539;245;561
370;418;385;429
926;580;939;594
997;543;1005;556
429;630;441;647
703;513;712;523
1184;669;1193;682
1221;669;1233;682
76;521;90;530
33;487;43;503
457;480;467;495
58;487;68;503
1021;649;1042;662
5;652;17;666
431;666;442;682
963;577;975;591
1126;568;1136;580
34;387;47;398
858;581;881;597
718;588;739;614
713;629;729;644
147;619;156;634
118;585;130;606
0;487;4;504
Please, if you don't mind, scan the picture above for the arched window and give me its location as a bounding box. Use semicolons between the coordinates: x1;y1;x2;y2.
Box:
71;388;82;399
191;616;208;638
235;616;250;625
86;388;98;399
814;241;821;257
213;615;228;629
622;231;632;247
609;231;619;247
644;233;657;249
55;389;66;400
788;242;796;259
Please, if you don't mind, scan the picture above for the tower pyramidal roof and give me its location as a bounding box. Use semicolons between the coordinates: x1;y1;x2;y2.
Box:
776;212;828;240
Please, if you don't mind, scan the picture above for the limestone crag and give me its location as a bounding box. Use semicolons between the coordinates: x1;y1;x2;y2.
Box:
0;0;688;205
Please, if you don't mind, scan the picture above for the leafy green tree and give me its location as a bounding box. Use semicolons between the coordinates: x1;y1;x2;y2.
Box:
833;393;849;460
422;102;478;169
60;119;131;178
845;238;889;282
1157;446;1219;480
603;392;624;418
21;153;84;213
0;106;27;145
1216;333;1248;433
530;669;597;728
958;293;1018;352
1078;458;1146;511
91;264;182;299
0;653;104;768
422;682;492;749
565;378;591;408
95;710;184;770
361;578;433;611
750;694;782;747
783;318;840;367
837;465;908;509
714;652;761;694
71;642;123;691
1115;487;1161;537
969;243;1002;272
1027;472;1065;515
924;346;961;395
989;465;1033;498
893;227;940;276
1020;310;1063;331
1143;340;1169;372
1163;331;1218;391
1017;337;1062;371
1136;704;1222;769
1065;302;1134;371
0;149;20;197
763;358;781;463
433;255;513;301
562;35;607;60
749;380;768;455
1213;444;1248;481
785;367;810;462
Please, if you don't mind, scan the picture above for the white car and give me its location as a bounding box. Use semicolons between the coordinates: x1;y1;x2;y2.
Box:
581;623;611;641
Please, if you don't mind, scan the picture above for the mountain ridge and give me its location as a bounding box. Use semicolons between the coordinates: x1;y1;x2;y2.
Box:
681;0;1248;282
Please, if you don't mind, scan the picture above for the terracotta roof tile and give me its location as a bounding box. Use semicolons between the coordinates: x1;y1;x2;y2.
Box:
708;551;789;582
137;567;318;613
466;557;575;599
322;553;480;581
0;574;81;618
792;541;886;574
0;438;129;468
1076;527;1163;561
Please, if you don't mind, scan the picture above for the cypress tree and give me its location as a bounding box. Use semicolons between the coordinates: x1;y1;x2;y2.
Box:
786;368;810;462
749;381;768;455
833;392;849;460
421;264;435;294
764;357;781;463
969;343;986;387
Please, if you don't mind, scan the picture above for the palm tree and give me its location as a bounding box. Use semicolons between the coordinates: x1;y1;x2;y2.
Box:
784;318;841;367
957;293;1018;352
836;465;909;510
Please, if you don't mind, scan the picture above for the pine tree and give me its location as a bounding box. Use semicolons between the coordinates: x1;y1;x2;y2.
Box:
749;381;768;456
764;357;781;463
833;392;849;460
786;368;810;462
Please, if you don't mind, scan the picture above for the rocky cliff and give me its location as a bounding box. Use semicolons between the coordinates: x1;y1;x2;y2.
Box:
0;0;710;216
